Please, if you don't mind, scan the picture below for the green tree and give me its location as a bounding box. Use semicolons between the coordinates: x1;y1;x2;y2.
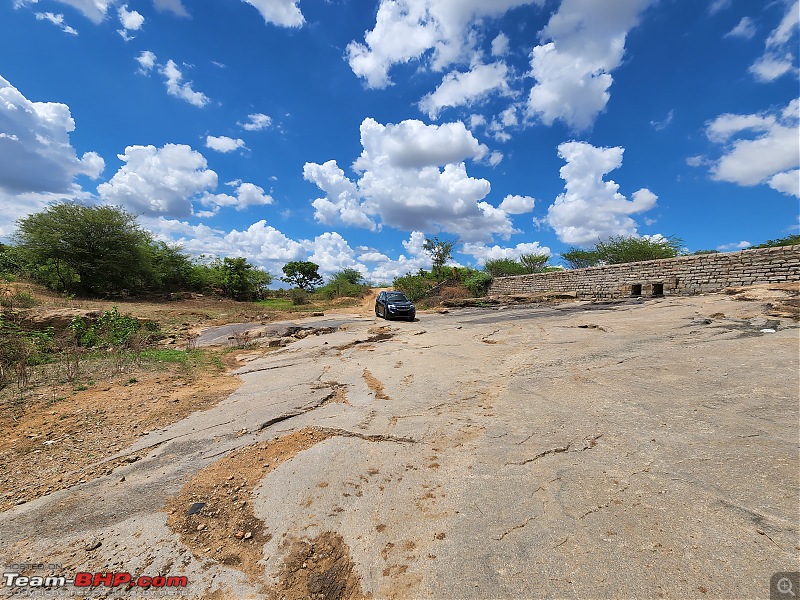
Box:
561;248;602;269
422;236;458;279
219;257;272;300
562;235;682;268
14;202;152;295
145;241;194;291
186;255;271;299
518;252;550;273
751;234;800;248
281;261;323;291
483;258;528;277
0;243;23;279
483;253;551;277
188;255;225;292
463;271;493;296
333;268;365;285
318;268;368;300
595;235;682;264
392;271;436;301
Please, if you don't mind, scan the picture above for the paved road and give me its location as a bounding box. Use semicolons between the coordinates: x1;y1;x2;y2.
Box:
1;296;798;599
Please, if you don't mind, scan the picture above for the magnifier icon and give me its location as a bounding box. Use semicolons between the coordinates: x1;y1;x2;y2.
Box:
778;577;796;597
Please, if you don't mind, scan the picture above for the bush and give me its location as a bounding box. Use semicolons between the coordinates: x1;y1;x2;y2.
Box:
518;252;550;273
0;243;23;278
289;288;309;305
393;272;437;302
0;290;37;309
14;203;153;295
561;248;602;269
422;237;458;280
463;271;493;296
0;319;54;388
484;258;528;277
563;235;682;268
317;269;369;300
69;306;140;348
595;235;682;264
751;234;800;248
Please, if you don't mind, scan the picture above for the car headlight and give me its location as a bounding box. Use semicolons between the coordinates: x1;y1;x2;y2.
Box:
388;304;396;309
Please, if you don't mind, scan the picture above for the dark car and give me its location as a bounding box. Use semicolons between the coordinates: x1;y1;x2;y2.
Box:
375;290;416;321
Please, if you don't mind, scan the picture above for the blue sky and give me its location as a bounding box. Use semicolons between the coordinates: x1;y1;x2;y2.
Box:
1;0;798;283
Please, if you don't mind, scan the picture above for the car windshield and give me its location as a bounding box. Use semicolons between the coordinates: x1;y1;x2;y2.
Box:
386;292;409;302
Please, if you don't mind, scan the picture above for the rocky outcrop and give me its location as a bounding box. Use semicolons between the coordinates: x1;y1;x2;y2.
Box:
11;308;103;331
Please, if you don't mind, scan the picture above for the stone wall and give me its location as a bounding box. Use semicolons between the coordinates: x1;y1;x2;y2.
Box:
488;245;800;299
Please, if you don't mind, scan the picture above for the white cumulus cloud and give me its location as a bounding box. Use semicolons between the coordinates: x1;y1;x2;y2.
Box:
487;151;503;166
135;50;157;73
356;118;487;169
717;240;751;251
461;240;551;264
238;113;273;131
135;53;210;107
243;0;304;27
144;218;304;269
304;160;376;230
231;181;273;208
161;60;210;107
768;169;800;197
704;99;799;197
499;194;535;214
304;118;520;243
419;61;512;119
117;4;144;40
0;75;104;197
97;144;218;217
359;231;435;281
526;0;653;131
205;135;246;153
346;0;543;89
141;218;433;283
491;32;510;56
100;144;272;217
546;141;658;245
199;181;274;213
